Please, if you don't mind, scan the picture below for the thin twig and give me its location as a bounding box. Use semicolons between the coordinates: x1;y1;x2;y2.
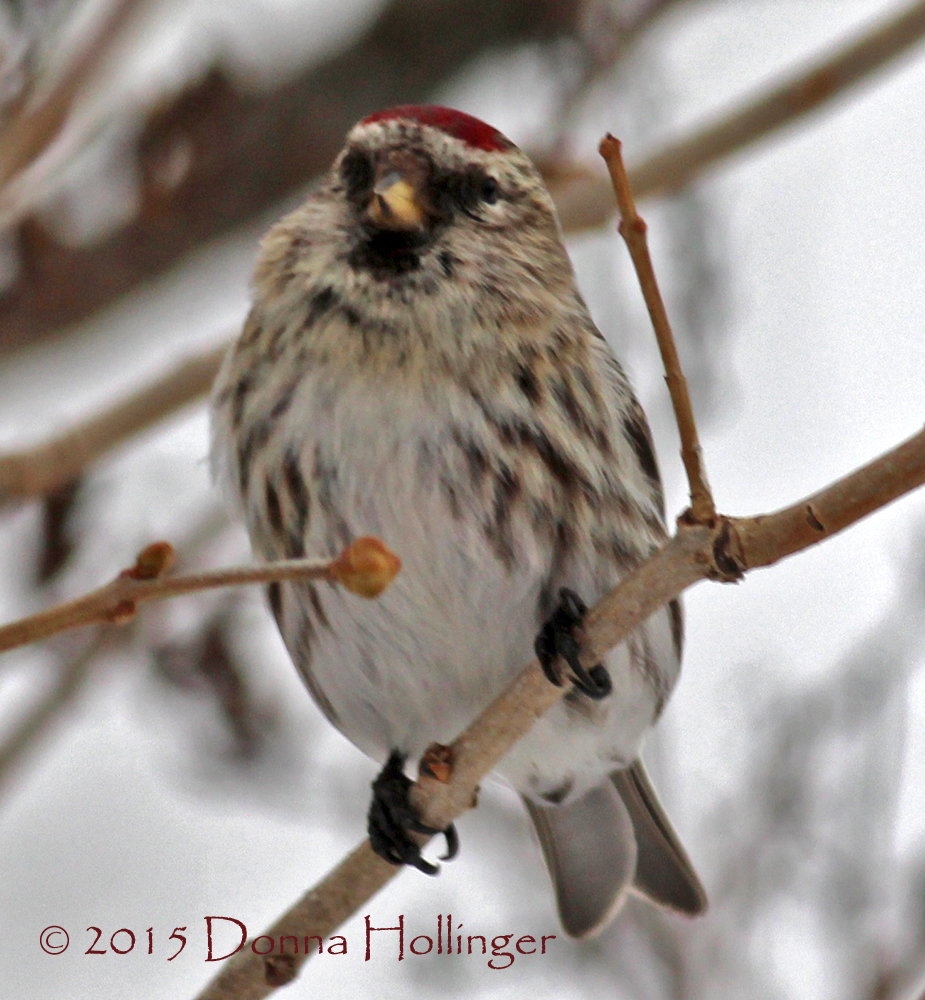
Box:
194;423;925;1000
0;340;228;506
0;503;241;800
555;0;925;231
0;537;400;656
599;133;715;523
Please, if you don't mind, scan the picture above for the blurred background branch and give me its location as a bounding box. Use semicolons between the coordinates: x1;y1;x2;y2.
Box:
0;0;150;191
0;0;922;352
0;340;227;505
0;0;589;351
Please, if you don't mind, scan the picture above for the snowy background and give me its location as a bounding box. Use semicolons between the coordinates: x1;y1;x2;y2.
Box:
1;1;924;998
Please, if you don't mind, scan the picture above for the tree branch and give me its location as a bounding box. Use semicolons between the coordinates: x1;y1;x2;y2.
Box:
0;537;400;656
599;133;715;522
0;504;252;798
193;423;925;1000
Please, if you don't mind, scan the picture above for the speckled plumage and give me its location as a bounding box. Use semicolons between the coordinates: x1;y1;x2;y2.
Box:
211;106;704;935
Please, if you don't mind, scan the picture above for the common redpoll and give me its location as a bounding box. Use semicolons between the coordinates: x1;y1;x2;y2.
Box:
210;105;706;936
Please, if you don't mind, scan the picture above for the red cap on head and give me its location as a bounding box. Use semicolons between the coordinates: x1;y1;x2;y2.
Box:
360;105;513;153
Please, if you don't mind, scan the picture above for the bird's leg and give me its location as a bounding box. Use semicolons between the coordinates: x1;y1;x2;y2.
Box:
535;588;612;700
368;750;459;875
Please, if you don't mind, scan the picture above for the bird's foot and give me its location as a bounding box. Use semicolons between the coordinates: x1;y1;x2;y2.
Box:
534;588;612;700
368;750;459;875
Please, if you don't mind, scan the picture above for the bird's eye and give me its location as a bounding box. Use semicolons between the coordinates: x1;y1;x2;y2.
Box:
440;169;500;217
480;176;499;204
340;148;374;201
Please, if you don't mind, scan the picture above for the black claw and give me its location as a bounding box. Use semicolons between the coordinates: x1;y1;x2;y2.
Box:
582;663;613;699
368;750;458;875
534;588;612;701
439;822;460;861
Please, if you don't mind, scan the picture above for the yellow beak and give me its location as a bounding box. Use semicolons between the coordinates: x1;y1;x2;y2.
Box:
367;172;427;231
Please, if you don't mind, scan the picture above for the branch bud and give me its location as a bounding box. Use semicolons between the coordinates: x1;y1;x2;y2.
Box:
329;537;401;598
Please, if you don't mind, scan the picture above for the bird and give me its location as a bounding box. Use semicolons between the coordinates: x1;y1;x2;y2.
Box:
210;104;707;937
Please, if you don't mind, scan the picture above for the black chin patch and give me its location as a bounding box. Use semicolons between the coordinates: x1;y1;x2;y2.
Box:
348;228;427;278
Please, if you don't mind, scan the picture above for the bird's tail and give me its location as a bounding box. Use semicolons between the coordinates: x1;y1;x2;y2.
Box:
522;759;707;938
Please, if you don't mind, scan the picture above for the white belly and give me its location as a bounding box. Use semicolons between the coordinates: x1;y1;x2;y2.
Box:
242;372;673;803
